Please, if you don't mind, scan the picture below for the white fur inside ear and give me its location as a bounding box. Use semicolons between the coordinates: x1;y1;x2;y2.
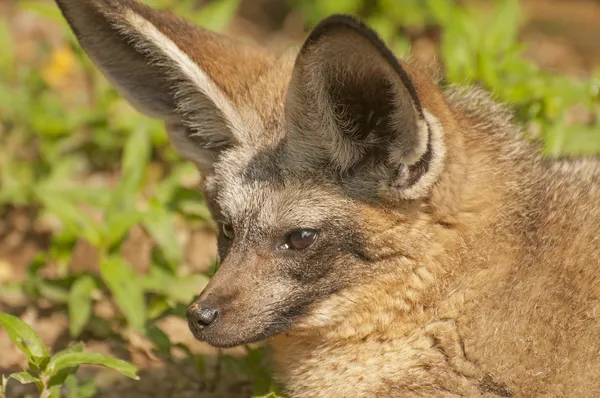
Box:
120;10;245;143
387;116;429;166
394;109;446;200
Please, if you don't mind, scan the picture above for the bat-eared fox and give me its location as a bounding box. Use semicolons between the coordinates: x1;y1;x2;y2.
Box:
56;1;600;396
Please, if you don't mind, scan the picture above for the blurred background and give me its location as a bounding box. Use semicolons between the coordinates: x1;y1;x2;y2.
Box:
0;0;599;397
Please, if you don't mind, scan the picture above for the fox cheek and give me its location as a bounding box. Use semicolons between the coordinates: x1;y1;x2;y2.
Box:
282;256;333;285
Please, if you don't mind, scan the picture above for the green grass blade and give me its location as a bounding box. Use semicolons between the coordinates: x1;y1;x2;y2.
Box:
100;256;146;332
68;277;97;337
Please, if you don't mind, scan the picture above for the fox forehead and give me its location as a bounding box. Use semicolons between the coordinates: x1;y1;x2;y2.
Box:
206;146;354;231
226;51;297;143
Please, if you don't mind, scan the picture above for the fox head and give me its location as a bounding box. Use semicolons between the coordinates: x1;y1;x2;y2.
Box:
57;0;474;347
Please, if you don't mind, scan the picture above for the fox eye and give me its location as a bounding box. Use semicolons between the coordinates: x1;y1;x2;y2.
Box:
221;223;234;240
281;229;318;251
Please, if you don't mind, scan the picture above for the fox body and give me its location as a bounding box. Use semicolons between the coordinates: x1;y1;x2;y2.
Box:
55;1;600;396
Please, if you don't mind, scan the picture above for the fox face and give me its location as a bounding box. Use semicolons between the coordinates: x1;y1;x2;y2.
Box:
193;170;365;346
56;1;453;348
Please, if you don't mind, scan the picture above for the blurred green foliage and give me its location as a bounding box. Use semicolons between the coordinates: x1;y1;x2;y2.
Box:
0;312;138;398
0;0;599;396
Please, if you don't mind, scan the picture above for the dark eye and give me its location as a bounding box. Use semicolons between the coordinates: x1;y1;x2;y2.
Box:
221;223;234;240
281;229;318;251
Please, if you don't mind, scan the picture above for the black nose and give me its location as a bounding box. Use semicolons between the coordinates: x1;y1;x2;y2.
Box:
187;304;218;328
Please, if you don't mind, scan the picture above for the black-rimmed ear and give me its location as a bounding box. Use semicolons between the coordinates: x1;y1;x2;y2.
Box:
55;0;273;170
285;15;445;199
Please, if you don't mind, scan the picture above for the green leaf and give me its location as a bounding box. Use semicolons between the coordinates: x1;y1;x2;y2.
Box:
36;279;70;304
46;386;62;398
121;127;151;189
47;365;80;388
102;126;151;247
154;162;198;205
142;201;182;270
69;276;97;337
100;256;146;331
481;0;520;54
64;375;97;398
36;156;81;191
56;188;112;208
0;312;49;364
54;342;85;357
45;345;87;387
170;188;211;220
9;372;38;385
552;123;600;156
146;296;171;320
146;325;171;355
142;266;208;303
105;210;141;248
37;195;103;247
47;351;139;380
104;126;150;217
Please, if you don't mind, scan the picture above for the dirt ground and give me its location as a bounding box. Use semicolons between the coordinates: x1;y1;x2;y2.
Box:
1;0;600;397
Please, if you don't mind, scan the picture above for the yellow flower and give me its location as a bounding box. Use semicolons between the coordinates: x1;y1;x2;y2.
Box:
42;45;77;88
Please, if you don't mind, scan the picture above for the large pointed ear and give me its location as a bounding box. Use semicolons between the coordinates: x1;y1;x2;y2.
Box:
55;0;272;170
285;15;445;200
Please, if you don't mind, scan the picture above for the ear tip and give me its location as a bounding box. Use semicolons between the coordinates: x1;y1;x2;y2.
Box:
55;0;136;14
302;14;373;50
55;0;122;20
315;14;364;29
